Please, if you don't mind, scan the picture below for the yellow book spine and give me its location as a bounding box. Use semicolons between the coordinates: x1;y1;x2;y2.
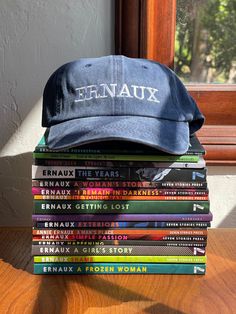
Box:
34;255;207;263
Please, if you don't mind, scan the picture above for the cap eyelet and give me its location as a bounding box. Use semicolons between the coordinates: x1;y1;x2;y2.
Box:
85;64;92;68
142;65;148;69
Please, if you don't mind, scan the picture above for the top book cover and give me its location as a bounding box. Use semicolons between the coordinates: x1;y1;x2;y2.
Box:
34;131;205;156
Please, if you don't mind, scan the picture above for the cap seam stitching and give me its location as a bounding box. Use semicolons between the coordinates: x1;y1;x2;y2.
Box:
48;115;188;127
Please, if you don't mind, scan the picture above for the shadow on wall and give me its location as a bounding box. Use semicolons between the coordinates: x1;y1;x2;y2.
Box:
0;153;33;227
0;98;44;157
0;0;114;152
218;206;236;228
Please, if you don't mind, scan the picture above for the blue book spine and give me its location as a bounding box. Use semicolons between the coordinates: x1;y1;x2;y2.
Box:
34;263;206;275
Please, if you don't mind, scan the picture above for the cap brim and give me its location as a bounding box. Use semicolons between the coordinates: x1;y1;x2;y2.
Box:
47;116;190;155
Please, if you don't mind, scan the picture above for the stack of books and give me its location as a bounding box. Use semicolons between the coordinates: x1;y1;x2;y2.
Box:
32;132;212;274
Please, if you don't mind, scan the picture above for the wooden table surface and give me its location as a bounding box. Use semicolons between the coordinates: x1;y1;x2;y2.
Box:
0;228;235;314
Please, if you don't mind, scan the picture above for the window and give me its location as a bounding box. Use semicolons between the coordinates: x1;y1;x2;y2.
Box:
115;0;236;164
175;0;236;84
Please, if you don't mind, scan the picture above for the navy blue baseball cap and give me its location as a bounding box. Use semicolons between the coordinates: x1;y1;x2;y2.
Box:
42;55;204;154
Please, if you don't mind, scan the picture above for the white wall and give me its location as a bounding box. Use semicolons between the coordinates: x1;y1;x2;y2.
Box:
0;0;114;226
207;167;236;228
0;0;235;227
0;0;114;154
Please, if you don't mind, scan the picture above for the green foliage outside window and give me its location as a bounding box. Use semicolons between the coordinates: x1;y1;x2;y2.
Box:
175;0;236;83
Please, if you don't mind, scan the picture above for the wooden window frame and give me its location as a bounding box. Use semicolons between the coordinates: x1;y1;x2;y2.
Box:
115;0;236;165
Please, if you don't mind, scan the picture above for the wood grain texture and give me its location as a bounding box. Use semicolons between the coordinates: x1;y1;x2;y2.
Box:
189;90;236;126
189;87;236;165
197;125;236;165
0;228;235;314
142;0;176;67
197;126;236;144
115;0;177;66
202;145;236;165
115;0;141;57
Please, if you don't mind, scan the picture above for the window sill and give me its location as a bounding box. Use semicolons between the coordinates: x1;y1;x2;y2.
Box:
197;126;236;165
189;86;236;165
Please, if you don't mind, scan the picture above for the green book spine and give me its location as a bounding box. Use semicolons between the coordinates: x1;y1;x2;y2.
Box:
33;152;199;162
33;263;206;274
32;245;206;256
34;200;210;214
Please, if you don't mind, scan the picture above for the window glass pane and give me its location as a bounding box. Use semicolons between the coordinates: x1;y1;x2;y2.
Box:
175;0;236;83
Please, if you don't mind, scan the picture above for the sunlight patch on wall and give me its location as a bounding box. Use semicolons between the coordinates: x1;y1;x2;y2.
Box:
0;98;44;157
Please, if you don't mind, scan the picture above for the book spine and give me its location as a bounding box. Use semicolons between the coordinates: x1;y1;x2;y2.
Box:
34;146;202;156
32;187;209;197
33;158;206;169
32;228;207;236
33;221;211;229
32;245;206;256
32;213;213;222
33;234;207;241
33;200;210;214
34;195;209;201
32;165;206;181
34;135;204;155
33;152;199;162
34;263;206;274
32;240;207;247
34;255;207;263
32;180;208;189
